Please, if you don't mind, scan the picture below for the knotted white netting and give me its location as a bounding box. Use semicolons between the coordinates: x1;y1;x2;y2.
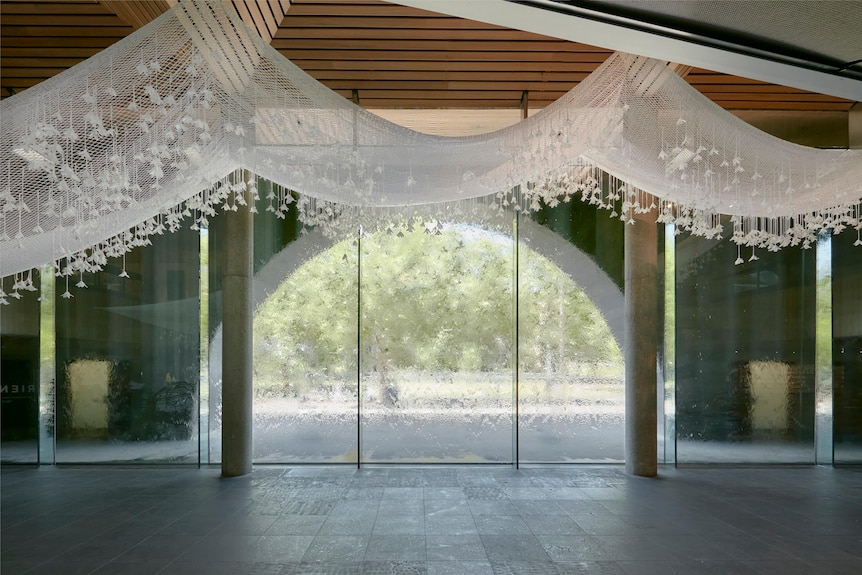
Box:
1;0;861;294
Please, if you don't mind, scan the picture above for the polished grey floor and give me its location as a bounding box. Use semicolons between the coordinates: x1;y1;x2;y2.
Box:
2;465;861;574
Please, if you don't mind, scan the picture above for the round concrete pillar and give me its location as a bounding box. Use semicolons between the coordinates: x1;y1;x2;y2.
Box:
624;211;658;477
221;177;254;477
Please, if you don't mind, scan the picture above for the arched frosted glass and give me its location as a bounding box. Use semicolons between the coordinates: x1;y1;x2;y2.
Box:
518;204;625;463
359;219;515;463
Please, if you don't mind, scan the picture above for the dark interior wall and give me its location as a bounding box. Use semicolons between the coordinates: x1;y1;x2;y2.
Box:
833;231;862;462
53;227;200;450
675;226;816;458
1;280;41;458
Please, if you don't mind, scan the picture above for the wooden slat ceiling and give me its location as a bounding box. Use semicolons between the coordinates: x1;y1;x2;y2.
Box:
0;0;854;113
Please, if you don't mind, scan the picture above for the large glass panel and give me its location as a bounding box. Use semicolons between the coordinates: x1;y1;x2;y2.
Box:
54;228;200;463
359;211;515;463
518;210;625;463
207;187;360;465
206;211;224;464
815;236;832;463
0;272;42;463
833;231;862;464
676;223;816;464
198;228;209;465
250;189;359;463
660;224;676;464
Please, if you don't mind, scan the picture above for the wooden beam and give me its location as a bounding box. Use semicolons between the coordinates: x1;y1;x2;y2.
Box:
271;38;605;52
228;0;290;42
275;49;610;62
101;0;174;30
1;2;108;15
317;79;581;92
230;0;261;38
1;36;125;48
668;62;693;78
2;25;135;37
1;14;128;26
352;97;527;108
692;84;848;95
274;27;562;40
695;92;849;103
3;67;72;78
1;48;105;58
285;2;455;17
709;101;852;111
333;88;561;100
290;59;603;72
302;69;590;82
276;16;533;31
1;57;98;67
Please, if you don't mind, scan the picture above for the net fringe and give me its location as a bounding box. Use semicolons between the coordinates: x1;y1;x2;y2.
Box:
1;0;861;303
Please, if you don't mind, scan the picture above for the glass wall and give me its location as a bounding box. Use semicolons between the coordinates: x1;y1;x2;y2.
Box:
205;210;223;464
519;202;625;463
207;185;361;464
53;228;200;463
221;195;625;465
0;272;42;463
675;224;816;464
186;191;627;465
833;231;862;464
11;182;861;467
251;227;359;463
359;219;515;463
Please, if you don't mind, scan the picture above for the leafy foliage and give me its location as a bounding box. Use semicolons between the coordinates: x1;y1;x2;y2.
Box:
253;224;620;396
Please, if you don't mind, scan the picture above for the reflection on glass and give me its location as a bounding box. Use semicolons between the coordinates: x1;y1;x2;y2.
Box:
207;212;224;464
518;209;625;463
251;233;358;463
0;273;41;463
676;222;815;463
360;218;515;463
815;235;832;464
662;224;676;464
833;231;862;463
10;178;858;468
39;265;56;464
199;228;209;465
54;228;200;463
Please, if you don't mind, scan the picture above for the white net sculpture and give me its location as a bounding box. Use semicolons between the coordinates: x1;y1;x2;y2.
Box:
1;0;861;297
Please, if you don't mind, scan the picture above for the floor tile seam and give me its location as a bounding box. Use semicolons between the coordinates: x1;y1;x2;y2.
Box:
11;554;63;575
7;549;121;575
76;543;144;575
60;508;161;543
152;520;222;538
2;531;86;563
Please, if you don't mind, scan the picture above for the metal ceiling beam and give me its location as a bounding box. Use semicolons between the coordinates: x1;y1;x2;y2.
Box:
390;0;862;101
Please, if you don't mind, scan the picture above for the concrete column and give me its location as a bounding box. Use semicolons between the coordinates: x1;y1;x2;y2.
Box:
221;175;254;477
851;102;862;148
624;211;658;477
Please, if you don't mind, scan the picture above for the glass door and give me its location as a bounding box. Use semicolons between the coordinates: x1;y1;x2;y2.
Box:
359;217;515;463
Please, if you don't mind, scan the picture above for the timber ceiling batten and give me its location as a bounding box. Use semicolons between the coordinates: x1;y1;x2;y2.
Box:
0;1;137;97
102;1;177;30
0;0;854;112
229;0;292;43
0;0;289;97
275;0;612;108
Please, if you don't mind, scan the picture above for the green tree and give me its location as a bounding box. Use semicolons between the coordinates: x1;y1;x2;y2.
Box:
253;223;620;396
